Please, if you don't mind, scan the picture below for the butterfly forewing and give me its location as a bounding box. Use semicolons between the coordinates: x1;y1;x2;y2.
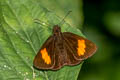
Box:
33;36;55;69
63;32;97;60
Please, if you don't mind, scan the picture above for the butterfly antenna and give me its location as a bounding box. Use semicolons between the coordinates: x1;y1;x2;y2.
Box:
34;19;50;26
59;11;72;25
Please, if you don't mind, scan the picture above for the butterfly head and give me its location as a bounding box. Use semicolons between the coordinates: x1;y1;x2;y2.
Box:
53;25;61;36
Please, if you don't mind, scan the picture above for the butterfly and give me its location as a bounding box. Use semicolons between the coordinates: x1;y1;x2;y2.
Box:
33;25;97;70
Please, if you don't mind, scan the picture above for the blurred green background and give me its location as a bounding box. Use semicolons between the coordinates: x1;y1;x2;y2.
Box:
78;0;120;80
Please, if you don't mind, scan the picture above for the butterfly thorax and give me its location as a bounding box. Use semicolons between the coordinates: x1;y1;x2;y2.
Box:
53;25;69;65
53;25;63;49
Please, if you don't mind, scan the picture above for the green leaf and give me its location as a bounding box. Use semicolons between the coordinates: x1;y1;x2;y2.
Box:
0;0;83;80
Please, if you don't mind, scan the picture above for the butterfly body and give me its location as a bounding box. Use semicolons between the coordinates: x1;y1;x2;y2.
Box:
52;25;70;69
33;25;97;70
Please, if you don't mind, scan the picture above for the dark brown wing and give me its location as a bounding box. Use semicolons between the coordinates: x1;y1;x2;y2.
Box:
63;32;97;61
52;36;83;70
51;42;82;70
63;40;83;66
33;36;55;70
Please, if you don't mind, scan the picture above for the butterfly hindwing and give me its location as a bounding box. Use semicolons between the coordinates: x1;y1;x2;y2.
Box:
63;32;97;60
33;36;55;69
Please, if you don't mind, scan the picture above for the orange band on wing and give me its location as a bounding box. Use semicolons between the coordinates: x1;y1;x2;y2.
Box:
77;40;86;56
40;48;51;64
